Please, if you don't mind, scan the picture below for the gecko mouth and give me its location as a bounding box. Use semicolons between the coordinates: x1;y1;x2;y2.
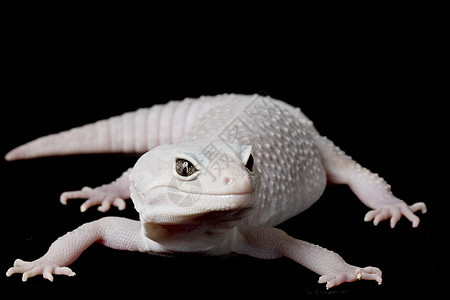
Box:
163;185;254;209
139;185;254;223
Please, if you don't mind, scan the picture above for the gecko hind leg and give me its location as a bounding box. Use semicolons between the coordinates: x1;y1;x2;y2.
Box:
315;136;426;228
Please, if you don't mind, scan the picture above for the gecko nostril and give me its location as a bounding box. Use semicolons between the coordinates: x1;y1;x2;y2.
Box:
224;177;231;185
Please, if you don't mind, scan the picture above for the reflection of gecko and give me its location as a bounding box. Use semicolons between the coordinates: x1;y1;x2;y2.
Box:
5;94;426;289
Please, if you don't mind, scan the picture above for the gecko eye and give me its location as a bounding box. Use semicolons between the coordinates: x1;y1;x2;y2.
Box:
176;159;198;177
245;154;254;172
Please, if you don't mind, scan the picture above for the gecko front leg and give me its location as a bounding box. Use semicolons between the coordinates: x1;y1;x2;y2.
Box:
6;217;148;281
60;169;132;212
234;226;382;289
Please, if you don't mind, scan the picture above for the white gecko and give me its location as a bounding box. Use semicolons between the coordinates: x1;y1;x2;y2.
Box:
5;94;426;289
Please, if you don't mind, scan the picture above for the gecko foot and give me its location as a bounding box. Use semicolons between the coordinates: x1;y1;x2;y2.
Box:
364;201;427;228
318;265;382;290
60;186;127;212
6;258;75;282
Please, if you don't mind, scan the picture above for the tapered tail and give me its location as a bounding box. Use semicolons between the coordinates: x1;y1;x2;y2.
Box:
5;108;151;161
5;97;222;161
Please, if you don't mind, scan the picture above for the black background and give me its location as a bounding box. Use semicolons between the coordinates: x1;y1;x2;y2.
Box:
0;5;444;298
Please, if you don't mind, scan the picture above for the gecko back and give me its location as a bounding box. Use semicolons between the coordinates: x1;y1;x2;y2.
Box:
182;94;327;227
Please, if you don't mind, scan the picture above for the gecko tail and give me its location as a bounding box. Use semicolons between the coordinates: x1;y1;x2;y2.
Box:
4;95;229;161
4;109;152;161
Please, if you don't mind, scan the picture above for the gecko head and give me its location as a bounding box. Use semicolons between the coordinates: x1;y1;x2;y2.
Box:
130;141;259;239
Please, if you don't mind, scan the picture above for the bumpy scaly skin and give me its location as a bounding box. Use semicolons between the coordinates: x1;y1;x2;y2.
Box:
5;94;426;289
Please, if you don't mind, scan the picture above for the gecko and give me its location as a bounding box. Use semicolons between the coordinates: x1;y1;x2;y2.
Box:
5;94;426;289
